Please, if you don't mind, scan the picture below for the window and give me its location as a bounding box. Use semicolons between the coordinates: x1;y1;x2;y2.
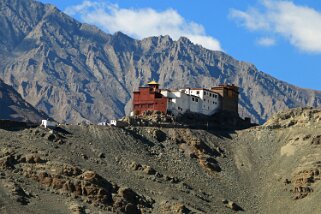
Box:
196;91;200;95
196;99;198;102
204;99;206;101
192;97;194;101
204;92;206;95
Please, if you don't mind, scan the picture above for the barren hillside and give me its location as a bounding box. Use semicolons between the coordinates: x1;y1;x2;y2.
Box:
0;107;321;213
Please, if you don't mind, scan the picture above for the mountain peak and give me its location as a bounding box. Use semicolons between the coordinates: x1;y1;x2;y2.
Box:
178;36;192;44
113;31;134;40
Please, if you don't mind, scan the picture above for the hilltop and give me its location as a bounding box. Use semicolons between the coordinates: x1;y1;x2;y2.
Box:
0;0;321;124
0;107;321;213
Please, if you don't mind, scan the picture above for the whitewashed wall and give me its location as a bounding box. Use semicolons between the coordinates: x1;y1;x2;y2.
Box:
161;88;221;116
161;90;190;115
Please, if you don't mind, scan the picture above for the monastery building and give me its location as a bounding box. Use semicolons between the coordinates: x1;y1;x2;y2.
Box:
132;81;239;116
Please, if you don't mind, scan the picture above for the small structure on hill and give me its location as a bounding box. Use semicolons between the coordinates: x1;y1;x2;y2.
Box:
132;81;239;116
41;119;57;128
110;119;128;127
97;122;108;126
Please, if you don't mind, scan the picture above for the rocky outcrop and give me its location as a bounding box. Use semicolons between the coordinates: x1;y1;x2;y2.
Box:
168;129;223;173
264;107;321;129
288;162;321;200
2;180;31;205
159;201;191;214
0;152;154;212
222;199;243;211
1;0;321;124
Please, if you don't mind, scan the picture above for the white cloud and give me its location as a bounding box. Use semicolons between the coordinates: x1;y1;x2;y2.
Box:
230;8;271;31
65;1;222;51
256;37;276;46
230;0;321;53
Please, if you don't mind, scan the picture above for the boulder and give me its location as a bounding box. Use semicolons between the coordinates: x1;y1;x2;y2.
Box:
0;155;16;169
152;129;166;142
199;157;221;172
142;165;156;175
223;199;243;211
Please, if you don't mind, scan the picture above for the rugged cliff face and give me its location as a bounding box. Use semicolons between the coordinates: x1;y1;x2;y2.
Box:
1;0;321;123
0;79;47;123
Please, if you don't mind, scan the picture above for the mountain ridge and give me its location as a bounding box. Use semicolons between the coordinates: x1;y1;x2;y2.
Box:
0;78;48;123
0;0;320;124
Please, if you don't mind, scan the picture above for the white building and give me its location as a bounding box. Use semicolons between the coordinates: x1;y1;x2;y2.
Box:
97;122;107;126
183;88;220;115
160;88;221;116
110;120;128;127
41;120;57;128
161;90;191;115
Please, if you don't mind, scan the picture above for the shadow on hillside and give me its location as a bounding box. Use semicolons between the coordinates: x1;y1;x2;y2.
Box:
204;127;235;139
176;111;256;131
0;120;37;132
54;127;72;135
123;123;241;140
122;128;155;147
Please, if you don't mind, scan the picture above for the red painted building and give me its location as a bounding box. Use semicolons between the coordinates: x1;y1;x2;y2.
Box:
132;81;168;114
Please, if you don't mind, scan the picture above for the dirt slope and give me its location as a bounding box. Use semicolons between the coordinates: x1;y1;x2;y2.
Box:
0;107;320;213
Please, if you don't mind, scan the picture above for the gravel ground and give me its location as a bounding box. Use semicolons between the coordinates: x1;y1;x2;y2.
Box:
0;108;320;214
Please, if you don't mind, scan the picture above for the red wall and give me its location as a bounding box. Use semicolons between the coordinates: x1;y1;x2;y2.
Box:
133;87;167;114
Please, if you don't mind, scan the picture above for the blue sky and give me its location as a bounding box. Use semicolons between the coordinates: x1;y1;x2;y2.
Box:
40;0;321;90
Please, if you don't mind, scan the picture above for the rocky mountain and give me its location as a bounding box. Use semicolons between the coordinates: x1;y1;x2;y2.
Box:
0;78;47;123
0;107;321;213
0;0;321;124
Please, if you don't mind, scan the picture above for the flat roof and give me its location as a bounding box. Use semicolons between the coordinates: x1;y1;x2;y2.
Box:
188;88;217;92
182;88;220;95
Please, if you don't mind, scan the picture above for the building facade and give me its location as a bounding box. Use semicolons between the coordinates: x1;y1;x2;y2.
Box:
211;84;239;113
132;81;168;115
132;81;239;116
161;90;193;115
182;88;221;115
